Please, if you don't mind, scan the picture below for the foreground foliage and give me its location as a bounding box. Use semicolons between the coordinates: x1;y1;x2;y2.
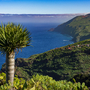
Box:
0;73;88;90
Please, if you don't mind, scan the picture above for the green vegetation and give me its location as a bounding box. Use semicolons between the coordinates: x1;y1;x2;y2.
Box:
71;73;90;87
54;14;90;42
1;38;90;88
0;73;88;90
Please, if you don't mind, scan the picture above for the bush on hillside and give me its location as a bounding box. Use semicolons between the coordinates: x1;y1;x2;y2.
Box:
0;73;89;90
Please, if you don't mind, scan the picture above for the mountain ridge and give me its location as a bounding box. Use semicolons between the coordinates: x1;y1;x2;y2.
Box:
53;14;90;42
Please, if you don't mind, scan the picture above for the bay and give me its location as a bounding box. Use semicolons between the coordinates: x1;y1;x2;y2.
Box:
0;22;73;69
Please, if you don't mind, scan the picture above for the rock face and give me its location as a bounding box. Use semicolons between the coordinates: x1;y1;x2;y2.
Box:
53;14;90;42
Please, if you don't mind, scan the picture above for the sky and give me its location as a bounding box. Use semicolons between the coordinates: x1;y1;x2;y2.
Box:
0;0;90;14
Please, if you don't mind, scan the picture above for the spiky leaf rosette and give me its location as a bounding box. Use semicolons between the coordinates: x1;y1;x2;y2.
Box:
0;22;31;54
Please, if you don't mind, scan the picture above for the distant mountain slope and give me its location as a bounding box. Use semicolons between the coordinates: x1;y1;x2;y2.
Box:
1;39;90;81
53;14;90;42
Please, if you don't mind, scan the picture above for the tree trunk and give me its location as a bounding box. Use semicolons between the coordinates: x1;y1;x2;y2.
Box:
6;52;15;86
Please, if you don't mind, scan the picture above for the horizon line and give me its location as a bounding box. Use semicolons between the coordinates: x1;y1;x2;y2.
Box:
0;13;89;15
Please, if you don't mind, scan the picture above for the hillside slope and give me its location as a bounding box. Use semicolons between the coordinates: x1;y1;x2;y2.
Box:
1;39;90;81
53;14;90;42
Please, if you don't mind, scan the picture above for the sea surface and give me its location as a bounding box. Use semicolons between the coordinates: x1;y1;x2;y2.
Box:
0;22;73;69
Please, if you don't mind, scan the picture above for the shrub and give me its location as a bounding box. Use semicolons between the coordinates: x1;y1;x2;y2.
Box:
0;73;89;90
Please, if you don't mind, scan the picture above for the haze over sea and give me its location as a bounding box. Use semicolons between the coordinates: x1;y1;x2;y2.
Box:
0;14;78;69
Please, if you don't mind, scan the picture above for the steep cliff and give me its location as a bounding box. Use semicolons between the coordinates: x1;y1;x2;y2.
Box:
53;14;90;42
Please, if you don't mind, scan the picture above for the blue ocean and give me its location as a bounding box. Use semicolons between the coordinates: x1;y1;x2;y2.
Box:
0;22;73;69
